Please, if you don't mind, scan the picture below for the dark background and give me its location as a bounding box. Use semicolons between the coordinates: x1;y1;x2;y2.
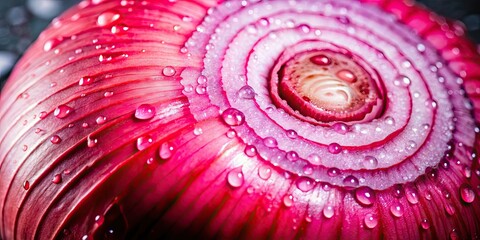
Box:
0;0;479;90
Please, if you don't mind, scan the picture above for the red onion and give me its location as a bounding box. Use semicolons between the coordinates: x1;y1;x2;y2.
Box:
1;0;479;239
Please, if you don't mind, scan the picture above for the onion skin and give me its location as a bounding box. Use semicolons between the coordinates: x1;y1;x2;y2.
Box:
0;0;480;239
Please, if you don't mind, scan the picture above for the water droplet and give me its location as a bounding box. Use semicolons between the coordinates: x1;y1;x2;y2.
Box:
307;153;321;165
405;185;419;204
54;105;73;119
328;143;342;154
97;10;121;27
323;205;334;218
417;43;426;53
327;168;340;177
226;129;236;138
87;135;98;147
362;156;378;169
303;165;313;175
263;137;277;148
159;142;174;160
310;54;331;66
286;151;299;162
421;218;430;230
462;166;472;178
50;135;62;144
22;145;28;151
162;66;176;76
394;75;411;87
258;166;272;180
221;108;245;126
193;127;203;135
244;145;257;157
336;69;356;83
332;122;349;134
23;180;30;190
355;186;376;206
111;24;129;34
286;129;298;138
52;174;62;184
79;76;94;86
96;116;107;125
39;111;48;119
43;37;64;52
283;194;294;207
227;167;244;188
82;122;90;128
343;175;359;188
385;116;395;125
390;203;404;217
238;85;256;99
296;177;315;192
135;104;156;120
136;135;153;151
460;184;476;203
195;85;206;94
364;213;378;229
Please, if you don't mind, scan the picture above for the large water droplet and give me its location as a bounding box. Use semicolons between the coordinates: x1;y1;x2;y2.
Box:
162;66;176;76
258;166;272;180
221;108;245;126
286;129;298;139
135;104;156;120
327;168;340;177
244;145;257;157
97;10;121;27
460;184;476;203
52;174;62;184
87;135;98;147
227;167;244;188
328;143;342;154
50;135;61;144
336;69;356;83
263;137;278;148
237;85;256;99
23;180;30;190
54;105;73;119
421;218;430;230
159;142;174;160
323;205;334;218
286;151;299;162
283;194;294;207
355;186;376;206
296;177;315;192
332;122;349;134
343;175;359;188
310;54;331;66
307;153;321;165
96;116;107;125
136;135;153;151
405;185;419;204
364;213;378;229
390;203;404;217
362;156;378;169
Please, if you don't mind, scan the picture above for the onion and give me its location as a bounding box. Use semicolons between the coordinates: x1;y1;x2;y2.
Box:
1;0;479;239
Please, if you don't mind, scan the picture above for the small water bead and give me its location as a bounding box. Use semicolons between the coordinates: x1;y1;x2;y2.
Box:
111;24;129;34
226;129;236;138
332;122;349;134
343;175;359;188
405;185;420;204
39;111;48;119
307;153;321;165
460;184;476;203
362;156;378;169
193;127;203;135
244;145;257;157
323;205;334;218
104;91;114;98
227;167;244;188
237;85;256;99
402;60;412;69
79;76;94;86
298;24;311;33
50;135;62;144
355;186;376;206
462;166;472;178
303;165;313;175
296;177;315;192
97;10;121;27
310;54;332;66
52;174;62;184
283;194;294;207
195;85;206;94
221;108;245;126
162;66;176;76
328;143;342;154
96;116;107;125
23;180;30;190
286;151;299;162
394;75;411;87
258;166;272;180
43;37;64;52
336;69;356;83
390;203;404;217
136;135;153;151
417;43;426;53
444;203;456;216
364;213;378;229
421;218;430;230
263;137;278;148
135;104;156;120
285;130;298;139
54;105;73;119
82;122;90;128
22;145;28;151
327;168;340;177
159;142;174;160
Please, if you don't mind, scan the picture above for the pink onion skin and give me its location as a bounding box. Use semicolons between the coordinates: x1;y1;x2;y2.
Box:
0;0;480;239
